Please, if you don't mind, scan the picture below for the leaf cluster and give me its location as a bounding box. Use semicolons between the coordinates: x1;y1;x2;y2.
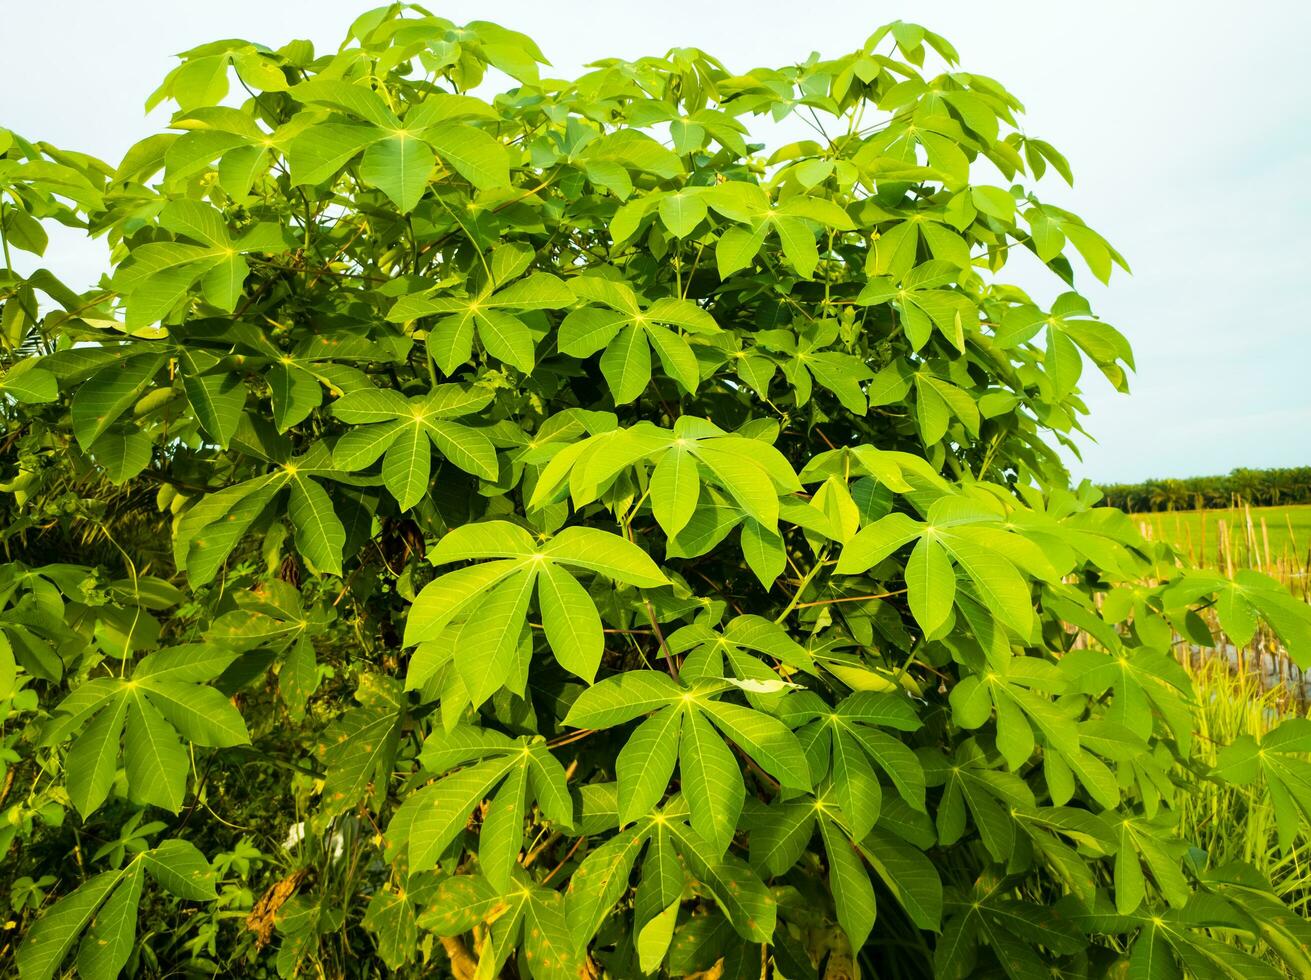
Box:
2;8;1310;980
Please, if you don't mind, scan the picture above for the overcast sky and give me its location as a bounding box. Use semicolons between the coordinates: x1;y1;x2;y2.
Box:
3;0;1308;484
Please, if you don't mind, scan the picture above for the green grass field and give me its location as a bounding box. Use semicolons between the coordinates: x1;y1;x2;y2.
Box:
1132;503;1311;577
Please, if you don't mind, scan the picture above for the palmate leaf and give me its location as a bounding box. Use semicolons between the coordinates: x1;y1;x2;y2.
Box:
361;882;422;971
386;274;572;374
316;702;403;815
107;201;284;326
1214;717;1311;850
748;798;816;878
1113;813;1190;914
313;672;405;815
1062;890;1291;980
170;443;359;586
948;653;1108;807
16;870;124;980
405;521;668;697
386;731;571;876
1198;864;1311;978
790;691;925;839
46;646;248;816
557;280;718;403
924;740;1036;863
936;871;1084;979
205;580;333;654
672;615;815;711
834;496;1047;639
829;514;924;577
286;78;510;196
332;384;498;507
1164;567;1311;665
1058;640;1195;751
995;292;1133;396
858;262;978;354
423;872;580;980
706;183;853;278
566;671;811;854
565;801;773;956
754;318;875;414
16;840;215;980
528;416;801;539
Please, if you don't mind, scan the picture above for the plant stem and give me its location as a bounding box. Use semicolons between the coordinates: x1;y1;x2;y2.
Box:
774;551;829;623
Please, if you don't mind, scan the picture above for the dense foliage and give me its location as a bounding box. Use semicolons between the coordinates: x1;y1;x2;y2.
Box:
1100;467;1311;514
4;7;1311;978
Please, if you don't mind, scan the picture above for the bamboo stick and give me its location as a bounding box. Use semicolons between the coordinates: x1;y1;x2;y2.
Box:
1244;503;1259;571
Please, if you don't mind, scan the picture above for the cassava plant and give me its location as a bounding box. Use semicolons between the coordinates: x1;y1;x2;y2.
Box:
3;6;1311;978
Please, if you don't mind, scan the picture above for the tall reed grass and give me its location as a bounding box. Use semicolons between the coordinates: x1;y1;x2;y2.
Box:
1138;502;1309;601
1181;659;1311;912
1134;501;1311;708
1129;502;1311;964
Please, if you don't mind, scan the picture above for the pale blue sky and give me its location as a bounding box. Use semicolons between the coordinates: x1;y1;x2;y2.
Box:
3;0;1308;483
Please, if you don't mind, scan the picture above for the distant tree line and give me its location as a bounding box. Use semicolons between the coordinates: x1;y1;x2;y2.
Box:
1099;466;1311;512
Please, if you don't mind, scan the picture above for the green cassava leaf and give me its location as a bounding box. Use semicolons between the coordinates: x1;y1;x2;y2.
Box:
8;16;1296;980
